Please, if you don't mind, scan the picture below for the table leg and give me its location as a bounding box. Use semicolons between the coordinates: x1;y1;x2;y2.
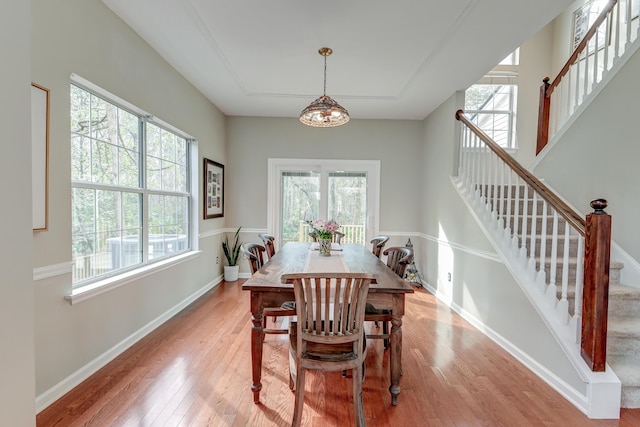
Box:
389;314;402;405
250;293;265;403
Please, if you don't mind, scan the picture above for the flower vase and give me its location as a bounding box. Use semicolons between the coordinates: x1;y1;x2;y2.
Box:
318;237;332;256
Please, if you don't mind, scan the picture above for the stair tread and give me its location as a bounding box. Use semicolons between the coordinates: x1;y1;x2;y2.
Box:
610;283;640;298
608;355;640;387
608;316;640;336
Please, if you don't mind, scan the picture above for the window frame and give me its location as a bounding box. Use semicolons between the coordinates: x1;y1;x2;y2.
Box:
267;158;380;247
70;75;197;290
464;72;518;151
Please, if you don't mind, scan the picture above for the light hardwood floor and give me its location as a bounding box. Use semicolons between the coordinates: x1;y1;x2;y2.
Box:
37;280;640;426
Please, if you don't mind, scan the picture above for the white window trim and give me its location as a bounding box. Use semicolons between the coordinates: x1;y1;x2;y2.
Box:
65;251;201;304
267;158;380;245
70;74;200;292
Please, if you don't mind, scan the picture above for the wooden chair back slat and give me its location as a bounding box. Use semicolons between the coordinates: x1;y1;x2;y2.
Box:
370;235;389;258
242;243;266;274
383;246;414;278
258;233;276;259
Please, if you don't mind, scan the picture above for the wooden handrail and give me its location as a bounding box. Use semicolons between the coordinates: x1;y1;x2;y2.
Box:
456;109;586;235
547;0;617;97
537;0;617;153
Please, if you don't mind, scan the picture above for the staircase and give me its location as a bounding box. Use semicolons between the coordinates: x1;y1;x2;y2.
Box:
452;1;640;414
453;109;623;417
502;186;640;407
608;284;640;407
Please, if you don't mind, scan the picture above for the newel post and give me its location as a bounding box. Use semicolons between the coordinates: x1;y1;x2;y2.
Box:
581;199;611;371
536;77;551;155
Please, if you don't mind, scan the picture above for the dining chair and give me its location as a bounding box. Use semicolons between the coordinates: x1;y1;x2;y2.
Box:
367;235;390;333
242;243;295;336
282;272;374;427
384;246;414;278
258;233;276;260
242;243;265;274
365;246;414;349
370;235;389;258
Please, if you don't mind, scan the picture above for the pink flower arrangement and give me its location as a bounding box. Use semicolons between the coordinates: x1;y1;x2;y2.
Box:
308;219;340;240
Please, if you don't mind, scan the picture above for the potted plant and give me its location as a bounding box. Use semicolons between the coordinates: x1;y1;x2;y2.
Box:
222;226;242;281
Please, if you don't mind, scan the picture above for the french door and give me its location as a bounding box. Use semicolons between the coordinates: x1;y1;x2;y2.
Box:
267;159;380;246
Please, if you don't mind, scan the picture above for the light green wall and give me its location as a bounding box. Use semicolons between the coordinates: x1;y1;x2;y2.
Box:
515;22;555;164
533;46;640;262
1;0;36;424
226;117;424;233
31;0;226;400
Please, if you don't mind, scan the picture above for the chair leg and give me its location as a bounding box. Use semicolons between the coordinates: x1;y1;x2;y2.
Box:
288;350;296;391
352;364;365;427
262;316;267;342
292;366;306;427
383;321;389;349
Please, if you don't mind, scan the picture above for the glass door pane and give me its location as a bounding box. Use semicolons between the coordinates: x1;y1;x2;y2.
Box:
280;171;320;244
328;172;367;244
270;159;379;247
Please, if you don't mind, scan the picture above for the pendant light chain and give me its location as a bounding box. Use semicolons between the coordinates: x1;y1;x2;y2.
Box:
323;53;327;96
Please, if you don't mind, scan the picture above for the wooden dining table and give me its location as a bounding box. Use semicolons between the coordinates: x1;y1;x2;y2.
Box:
241;242;414;405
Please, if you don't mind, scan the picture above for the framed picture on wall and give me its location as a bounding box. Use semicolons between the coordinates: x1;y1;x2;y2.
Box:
31;82;50;231
203;158;224;219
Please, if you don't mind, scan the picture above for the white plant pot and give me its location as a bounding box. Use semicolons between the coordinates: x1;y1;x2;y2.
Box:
224;265;239;282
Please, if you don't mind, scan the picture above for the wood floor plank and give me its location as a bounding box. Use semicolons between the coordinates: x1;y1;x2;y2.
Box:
36;282;640;426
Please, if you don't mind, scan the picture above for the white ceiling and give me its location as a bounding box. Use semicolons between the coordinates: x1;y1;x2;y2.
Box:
102;0;573;121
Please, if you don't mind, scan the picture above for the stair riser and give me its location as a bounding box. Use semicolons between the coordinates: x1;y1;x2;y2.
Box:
522;237;580;259
608;298;640;317
539;264;622;288
476;185;529;199
505;216;570;237
539;265;579;286
608;335;640;356
491;199;548;216
621;387;640;409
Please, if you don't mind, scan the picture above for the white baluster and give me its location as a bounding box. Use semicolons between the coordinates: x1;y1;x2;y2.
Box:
626;0;632;51
519;184;529;265
527;192;538;275
497;161;506;232
573;236;585;344
504;169;513;245
511;176;521;252
545;212;560;307
536;200;548;293
556;221;571;324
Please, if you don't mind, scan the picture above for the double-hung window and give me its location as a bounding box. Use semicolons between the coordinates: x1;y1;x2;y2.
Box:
70;80;192;286
465;50;519;150
464;81;517;150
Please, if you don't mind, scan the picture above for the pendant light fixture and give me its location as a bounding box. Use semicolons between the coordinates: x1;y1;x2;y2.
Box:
299;47;350;128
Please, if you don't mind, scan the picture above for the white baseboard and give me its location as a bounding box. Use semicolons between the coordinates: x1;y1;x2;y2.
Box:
422;280;620;419
35;275;223;413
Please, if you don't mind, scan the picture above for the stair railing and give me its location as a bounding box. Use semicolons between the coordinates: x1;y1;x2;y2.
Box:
537;0;639;153
456;110;611;371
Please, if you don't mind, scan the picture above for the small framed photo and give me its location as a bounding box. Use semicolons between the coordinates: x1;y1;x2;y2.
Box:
203;158;224;219
31;82;50;231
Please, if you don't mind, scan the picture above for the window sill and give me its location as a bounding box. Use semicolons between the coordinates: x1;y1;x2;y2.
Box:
65;251;201;305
